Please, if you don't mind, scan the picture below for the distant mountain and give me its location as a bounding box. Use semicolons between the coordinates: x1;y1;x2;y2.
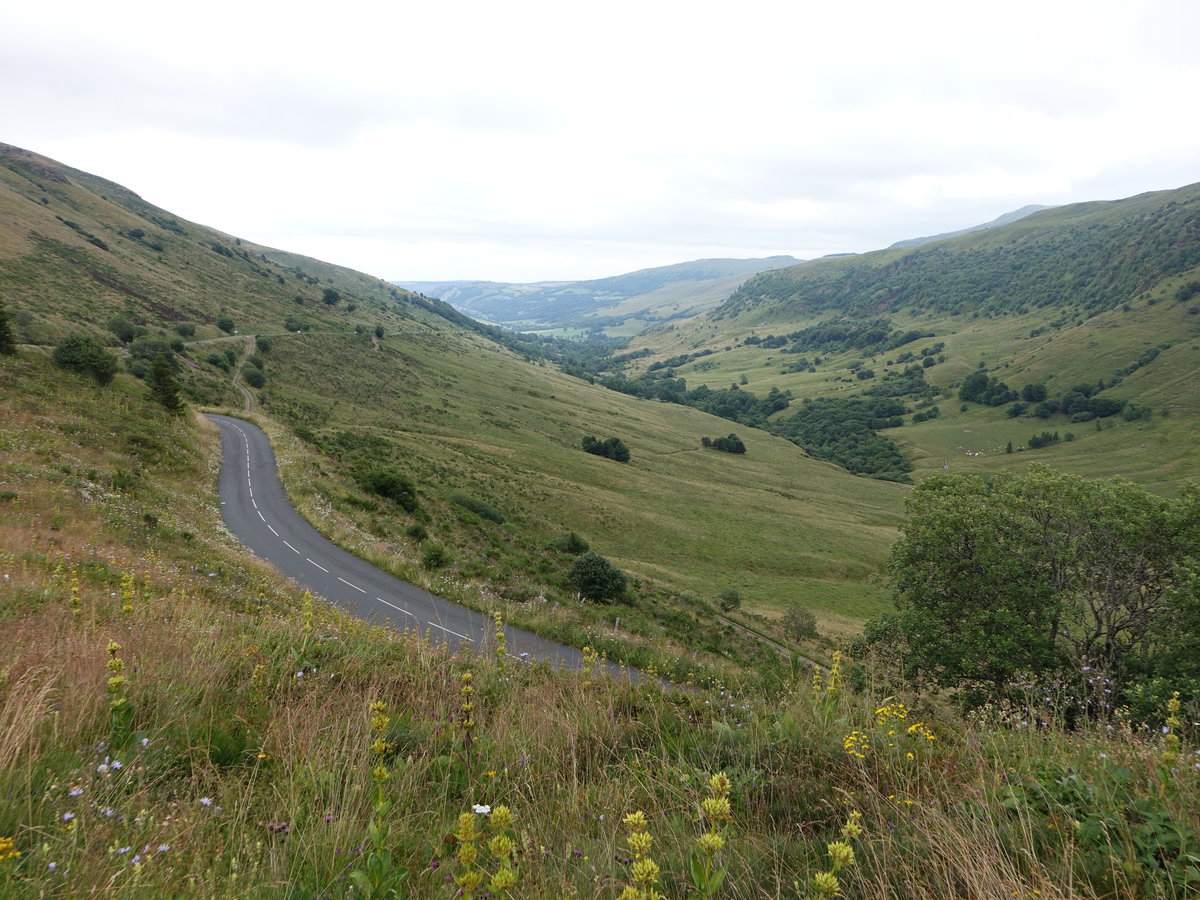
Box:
889;205;1051;249
396;255;801;335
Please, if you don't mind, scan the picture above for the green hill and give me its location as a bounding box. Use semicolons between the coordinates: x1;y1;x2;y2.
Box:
621;183;1200;489
0;143;900;654
3;145;1199;900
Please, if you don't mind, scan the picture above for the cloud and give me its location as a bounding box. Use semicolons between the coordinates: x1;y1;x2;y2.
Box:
3;0;1199;281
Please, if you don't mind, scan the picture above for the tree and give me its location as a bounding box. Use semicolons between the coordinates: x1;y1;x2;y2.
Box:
322;288;342;306
147;352;185;414
718;588;742;613
0;300;16;355
567;551;628;603
884;466;1200;706
52;334;119;385
782;605;819;641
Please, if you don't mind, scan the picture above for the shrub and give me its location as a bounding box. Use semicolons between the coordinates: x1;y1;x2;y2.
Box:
550;532;590;554
449;493;505;524
405;523;428;543
243;368;266;389
421;543;451;570
0;301;16;355
356;466;420;513
216;316;236;334
52;334;119;385
567;551;628;603
174;322;195;337
582;435;631;462
255;335;271;353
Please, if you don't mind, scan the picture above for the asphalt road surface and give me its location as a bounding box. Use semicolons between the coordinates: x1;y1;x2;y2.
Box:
207;414;594;670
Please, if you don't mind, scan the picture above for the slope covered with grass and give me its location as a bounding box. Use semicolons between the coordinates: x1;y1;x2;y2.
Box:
2;354;1197;898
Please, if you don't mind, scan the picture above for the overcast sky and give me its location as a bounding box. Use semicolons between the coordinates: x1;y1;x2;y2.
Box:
4;0;1199;283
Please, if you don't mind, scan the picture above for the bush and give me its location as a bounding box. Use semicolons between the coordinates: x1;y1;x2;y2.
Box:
567;551;628;603
782;605;819;640
52;334;119;385
405;523;428;543
216;316;236;334
704;433;747;454
421;543;451;570
550;532;590;554
175;322;195;337
356;466;420;513
243;368;266;389
718;588;742;613
255;335;271;353
582;435;631;462
449;493;505;524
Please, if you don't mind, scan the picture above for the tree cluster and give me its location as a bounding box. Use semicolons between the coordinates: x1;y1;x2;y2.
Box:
581;435;630;463
702;433;746;454
877;466;1200;709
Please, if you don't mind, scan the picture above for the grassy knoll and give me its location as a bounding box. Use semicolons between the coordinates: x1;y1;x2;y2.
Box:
3;351;1197;898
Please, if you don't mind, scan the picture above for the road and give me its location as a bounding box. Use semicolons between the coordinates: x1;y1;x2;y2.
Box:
207;414;594;669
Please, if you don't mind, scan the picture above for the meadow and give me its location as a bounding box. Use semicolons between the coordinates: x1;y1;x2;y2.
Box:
3;346;1198;899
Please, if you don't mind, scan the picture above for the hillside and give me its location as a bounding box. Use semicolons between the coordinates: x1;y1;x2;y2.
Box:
617;183;1200;489
0;143;902;653
397;255;801;336
2;147;1199;899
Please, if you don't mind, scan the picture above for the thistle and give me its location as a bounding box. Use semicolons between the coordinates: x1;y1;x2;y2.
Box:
581;645;599;681
120;570;135;614
689;772;733;897
348;699;408;898
448;805;519;898
619;810;663;900
797;811;864;899
493;611;507;671
1161;690;1182;770
458;671;476;750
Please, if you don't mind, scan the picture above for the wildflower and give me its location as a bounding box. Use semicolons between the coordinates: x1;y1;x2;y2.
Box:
490;805;513;829
199;797;213;807
811;870;840;895
827;840;855;868
157;844;170;852
0;836;19;862
472;804;492;815
69;787;83;797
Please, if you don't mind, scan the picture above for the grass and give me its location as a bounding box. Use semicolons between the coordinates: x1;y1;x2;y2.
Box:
3;287;1199;900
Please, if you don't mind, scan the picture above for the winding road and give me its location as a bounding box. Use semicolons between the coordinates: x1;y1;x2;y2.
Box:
207;414;594;669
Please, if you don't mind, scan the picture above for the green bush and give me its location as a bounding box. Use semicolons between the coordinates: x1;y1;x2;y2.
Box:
449;493;505;524
718;588;742;613
421;542;450;570
216;316;236;334
51;334;119;385
581;435;631;463
550;531;590;554
567;551;628;603
356;466;420;513
243;368;266;389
